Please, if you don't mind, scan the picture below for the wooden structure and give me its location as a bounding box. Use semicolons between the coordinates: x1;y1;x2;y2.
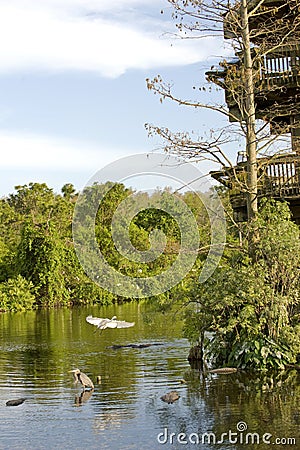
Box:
211;153;300;223
206;0;300;222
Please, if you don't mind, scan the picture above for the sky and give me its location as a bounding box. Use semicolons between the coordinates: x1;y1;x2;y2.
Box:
0;0;231;197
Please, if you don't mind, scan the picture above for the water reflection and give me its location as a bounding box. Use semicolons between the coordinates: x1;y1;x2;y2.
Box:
74;389;93;406
0;303;299;450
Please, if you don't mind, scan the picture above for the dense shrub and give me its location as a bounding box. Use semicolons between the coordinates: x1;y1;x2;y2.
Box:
0;275;36;312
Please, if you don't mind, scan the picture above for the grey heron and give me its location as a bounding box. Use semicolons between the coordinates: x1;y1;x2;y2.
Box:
86;315;135;331
69;368;94;391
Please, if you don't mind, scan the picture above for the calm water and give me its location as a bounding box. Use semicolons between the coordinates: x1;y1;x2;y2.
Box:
0;303;299;450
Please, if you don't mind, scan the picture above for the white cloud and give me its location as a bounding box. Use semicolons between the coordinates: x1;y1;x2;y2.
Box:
0;129;129;170
0;0;223;77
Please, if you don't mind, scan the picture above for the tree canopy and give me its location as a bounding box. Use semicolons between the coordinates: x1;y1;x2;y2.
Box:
0;181;210;311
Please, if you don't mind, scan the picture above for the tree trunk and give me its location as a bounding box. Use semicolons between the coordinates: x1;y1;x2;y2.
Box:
240;0;258;222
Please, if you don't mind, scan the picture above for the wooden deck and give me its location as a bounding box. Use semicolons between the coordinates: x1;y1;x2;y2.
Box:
258;50;300;89
206;48;300;123
207;1;300;223
210;154;300;222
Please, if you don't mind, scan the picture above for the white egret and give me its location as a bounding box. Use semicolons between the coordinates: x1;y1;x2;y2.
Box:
86;315;135;331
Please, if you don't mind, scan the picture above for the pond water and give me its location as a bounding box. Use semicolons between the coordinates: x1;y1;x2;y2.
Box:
0;302;299;450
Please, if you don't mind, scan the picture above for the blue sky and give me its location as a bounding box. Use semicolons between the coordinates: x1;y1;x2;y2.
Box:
0;0;230;196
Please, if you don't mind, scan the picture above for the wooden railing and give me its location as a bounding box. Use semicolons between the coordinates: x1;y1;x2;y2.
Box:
262;156;300;197
211;154;300;204
258;50;300;87
227;155;300;222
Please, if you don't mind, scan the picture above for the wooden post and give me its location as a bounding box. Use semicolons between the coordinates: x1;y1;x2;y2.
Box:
291;115;300;154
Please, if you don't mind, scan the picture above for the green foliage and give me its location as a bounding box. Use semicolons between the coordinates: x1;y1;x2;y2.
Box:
182;199;300;370
0;198;22;280
61;183;76;200
90;184;202;279
71;281;115;305
0;275;36;312
17;223;70;306
0;181;210;311
8;182;56;223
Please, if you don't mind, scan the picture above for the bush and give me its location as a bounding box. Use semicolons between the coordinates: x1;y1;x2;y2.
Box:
183;199;300;370
0;275;36;312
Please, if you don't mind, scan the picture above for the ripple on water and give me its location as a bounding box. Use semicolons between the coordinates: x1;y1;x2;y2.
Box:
1;306;299;450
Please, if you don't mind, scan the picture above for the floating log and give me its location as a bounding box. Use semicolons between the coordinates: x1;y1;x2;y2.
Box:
109;343;164;350
6;398;26;407
160;391;180;404
209;367;238;374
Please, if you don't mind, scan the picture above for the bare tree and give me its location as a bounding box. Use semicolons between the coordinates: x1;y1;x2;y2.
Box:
146;0;300;239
